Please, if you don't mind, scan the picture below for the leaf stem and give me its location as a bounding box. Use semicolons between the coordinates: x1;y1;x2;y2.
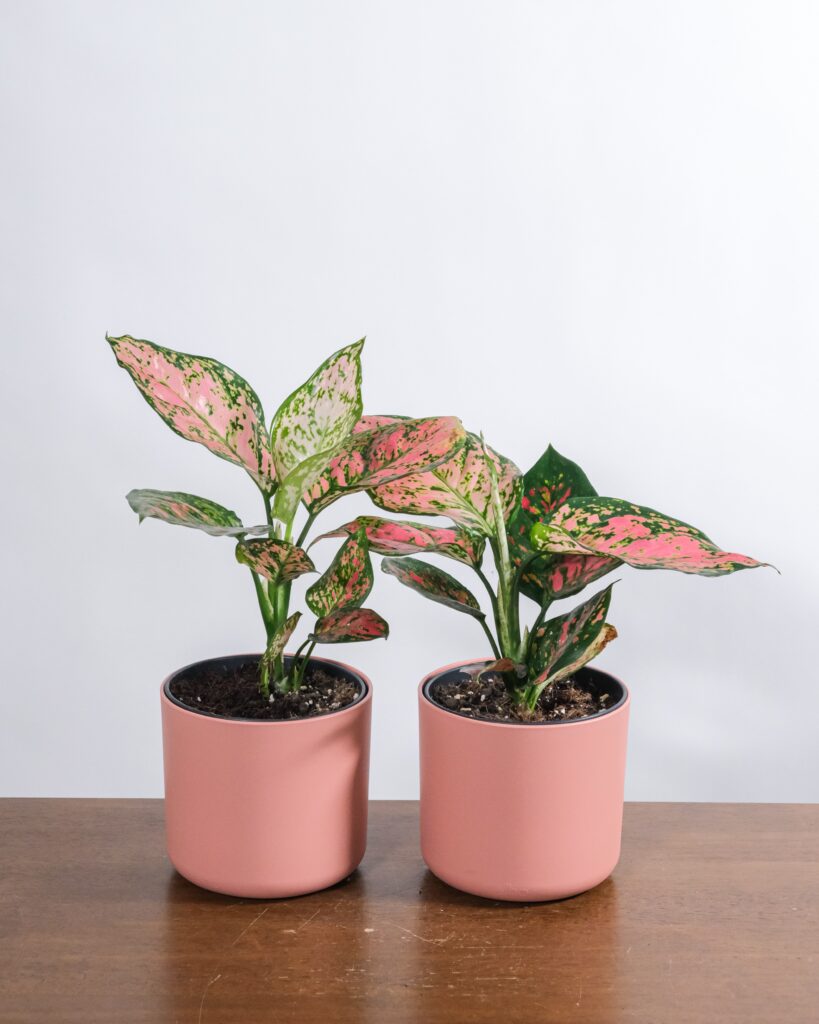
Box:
291;639;316;691
250;569;275;634
478;616;502;660
296;512;316;549
484;447;519;660
475;565;499;619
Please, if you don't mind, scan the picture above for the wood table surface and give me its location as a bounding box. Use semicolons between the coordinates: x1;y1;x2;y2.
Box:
1;800;818;1023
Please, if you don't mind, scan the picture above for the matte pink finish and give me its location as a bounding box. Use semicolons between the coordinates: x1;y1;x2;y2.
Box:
419;659;630;902
161;654;372;899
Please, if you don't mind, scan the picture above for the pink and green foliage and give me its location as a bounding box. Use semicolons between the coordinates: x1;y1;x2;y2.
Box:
108;335;275;493
311;516;484;566
235;539;316;584
261;611;301;677
507;446;620;604
370;433;521;533
110;335;466;697
531;499;767;575
269;340;364;478
311;607;389;644
381;557;484;619
374;429;768;713
352;414;408;434
127;488;246;537
528;585;618;694
303;416;467;514
306;532;373;617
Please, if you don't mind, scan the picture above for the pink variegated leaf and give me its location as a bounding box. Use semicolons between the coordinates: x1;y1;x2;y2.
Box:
235;539;315;583
381;556;484;618
540;554;621;600
352;414;408;434
310;516;485;566
311;607;389;644
306;532;373;617
107;335;275;492
507;445;620;604
126;488;247;537
261;612;301;673
370;433;521;535
531;498;769;576
529;584;617;691
269;340;364;478
303;417;467;514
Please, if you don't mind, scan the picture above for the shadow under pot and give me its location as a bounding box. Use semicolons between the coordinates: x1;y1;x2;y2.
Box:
419;659;630;902
161;653;372;899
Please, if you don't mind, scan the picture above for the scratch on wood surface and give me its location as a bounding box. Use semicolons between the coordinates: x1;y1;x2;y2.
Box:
231;906;269;946
197;973;221;1024
388;922;455;944
296;908;322;933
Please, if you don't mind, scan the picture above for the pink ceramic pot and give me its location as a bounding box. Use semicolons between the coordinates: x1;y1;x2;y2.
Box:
161;653;371;899
419;659;630;902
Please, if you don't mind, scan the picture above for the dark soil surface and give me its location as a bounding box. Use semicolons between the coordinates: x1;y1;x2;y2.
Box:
169;660;361;721
429;668;613;723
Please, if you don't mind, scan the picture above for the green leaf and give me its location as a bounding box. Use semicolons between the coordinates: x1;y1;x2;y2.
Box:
370;433;521;535
303;416;467;514
272;447;336;524
529;585;617;690
126;488;247;537
507;445;620;603
269;340;364;479
531;498;769;576
310;516;485;566
381;556;484;618
107;334;275;492
306;532;373;617
261;612;301;673
235;539;315;583
311;607;389;644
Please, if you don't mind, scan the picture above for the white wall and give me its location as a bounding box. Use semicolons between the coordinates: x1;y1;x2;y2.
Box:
1;1;816;801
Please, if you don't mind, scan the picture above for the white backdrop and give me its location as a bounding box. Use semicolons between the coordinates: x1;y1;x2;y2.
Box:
1;1;817;800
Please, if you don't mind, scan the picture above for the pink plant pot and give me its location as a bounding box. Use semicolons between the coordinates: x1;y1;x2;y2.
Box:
161;653;372;899
419;659;630;902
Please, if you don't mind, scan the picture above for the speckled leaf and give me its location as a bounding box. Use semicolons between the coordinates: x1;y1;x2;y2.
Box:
269;340;364;478
311;517;485;566
507;445;620;603
531;498;768;576
311;607;389;644
352;414;408;433
126;488;246;537
370;434;521;535
381;557;484;618
107;334;274;491
306;532;373;617
272;448;337;524
303;417;467;514
530;585;617;689
235;539;315;583
262;612;301;672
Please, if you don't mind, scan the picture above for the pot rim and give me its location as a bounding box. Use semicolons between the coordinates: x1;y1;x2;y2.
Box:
420;657;629;729
161;652;371;725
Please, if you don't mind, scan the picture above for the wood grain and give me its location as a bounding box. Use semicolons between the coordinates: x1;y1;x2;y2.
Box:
1;801;817;1023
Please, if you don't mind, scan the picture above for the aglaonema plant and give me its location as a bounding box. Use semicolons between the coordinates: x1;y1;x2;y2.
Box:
107;336;466;698
313;424;769;715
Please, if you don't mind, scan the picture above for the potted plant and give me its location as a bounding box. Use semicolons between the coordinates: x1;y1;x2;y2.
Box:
107;334;465;898
323;429;768;901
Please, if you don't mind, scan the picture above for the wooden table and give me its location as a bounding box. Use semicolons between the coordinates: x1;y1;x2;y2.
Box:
1;801;818;1023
